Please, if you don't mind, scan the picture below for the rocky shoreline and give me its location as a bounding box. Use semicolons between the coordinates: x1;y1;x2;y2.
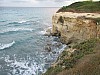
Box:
43;1;100;75
43;12;100;75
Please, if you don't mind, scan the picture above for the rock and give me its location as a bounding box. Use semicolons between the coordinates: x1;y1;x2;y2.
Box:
53;42;62;48
67;48;77;57
45;45;51;52
52;12;100;45
44;27;52;36
52;51;56;54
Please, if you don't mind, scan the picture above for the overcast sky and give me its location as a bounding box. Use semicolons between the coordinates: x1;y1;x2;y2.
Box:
0;0;99;7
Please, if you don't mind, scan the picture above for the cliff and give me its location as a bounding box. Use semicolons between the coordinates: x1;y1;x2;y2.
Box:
52;12;100;46
43;1;100;75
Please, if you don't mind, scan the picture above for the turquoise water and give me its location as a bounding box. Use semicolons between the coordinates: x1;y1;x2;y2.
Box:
0;7;66;75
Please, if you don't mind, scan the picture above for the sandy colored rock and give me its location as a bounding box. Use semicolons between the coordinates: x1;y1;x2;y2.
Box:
52;12;100;45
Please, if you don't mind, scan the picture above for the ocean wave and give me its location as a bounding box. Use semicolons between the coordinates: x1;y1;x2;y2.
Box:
9;22;20;24
0;20;6;22
40;30;47;35
9;20;27;24
39;27;52;35
0;41;15;50
10;61;46;75
18;20;27;23
3;56;46;75
0;28;33;34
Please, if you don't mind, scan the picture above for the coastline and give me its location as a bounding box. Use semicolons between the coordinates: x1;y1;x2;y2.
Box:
43;37;100;75
43;1;100;75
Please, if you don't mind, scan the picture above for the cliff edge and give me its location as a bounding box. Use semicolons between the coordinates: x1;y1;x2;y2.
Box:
52;12;100;46
43;1;100;75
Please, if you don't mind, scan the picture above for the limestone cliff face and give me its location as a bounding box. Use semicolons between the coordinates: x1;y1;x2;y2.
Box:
52;12;100;45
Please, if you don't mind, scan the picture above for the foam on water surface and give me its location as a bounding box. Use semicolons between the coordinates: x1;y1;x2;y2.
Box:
0;27;33;34
2;55;46;75
8;20;28;24
0;7;62;75
18;20;27;23
39;27;52;35
0;41;67;75
0;41;15;50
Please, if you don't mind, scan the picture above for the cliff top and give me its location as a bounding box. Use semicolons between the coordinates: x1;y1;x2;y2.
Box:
57;1;100;13
55;12;100;18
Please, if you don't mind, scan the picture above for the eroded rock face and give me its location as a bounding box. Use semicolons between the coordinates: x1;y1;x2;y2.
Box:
52;12;100;45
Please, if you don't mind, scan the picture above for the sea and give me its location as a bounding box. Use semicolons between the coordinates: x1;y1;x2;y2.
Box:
0;7;66;75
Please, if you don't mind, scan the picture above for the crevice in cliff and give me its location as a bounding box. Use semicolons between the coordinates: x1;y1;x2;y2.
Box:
57;16;64;25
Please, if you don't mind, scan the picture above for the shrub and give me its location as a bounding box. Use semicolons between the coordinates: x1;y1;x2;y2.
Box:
57;1;100;13
44;38;99;75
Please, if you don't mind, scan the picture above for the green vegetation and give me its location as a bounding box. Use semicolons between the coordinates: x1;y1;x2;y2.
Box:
43;38;100;75
44;66;63;75
57;1;100;13
73;38;98;54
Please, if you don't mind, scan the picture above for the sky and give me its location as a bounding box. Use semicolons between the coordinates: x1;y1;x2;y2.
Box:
0;0;99;7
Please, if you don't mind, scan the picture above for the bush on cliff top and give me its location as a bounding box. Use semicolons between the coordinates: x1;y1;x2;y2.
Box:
57;1;100;13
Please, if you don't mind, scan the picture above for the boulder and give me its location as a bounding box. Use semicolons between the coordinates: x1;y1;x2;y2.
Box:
45;45;51;52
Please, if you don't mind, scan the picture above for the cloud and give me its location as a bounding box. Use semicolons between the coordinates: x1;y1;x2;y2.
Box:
11;0;38;4
0;0;78;7
54;0;71;2
12;1;28;3
0;0;5;2
34;0;71;2
0;0;4;1
11;0;30;3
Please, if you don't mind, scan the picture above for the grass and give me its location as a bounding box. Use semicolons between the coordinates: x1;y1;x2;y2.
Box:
43;66;63;75
43;38;100;75
57;1;100;13
73;38;98;54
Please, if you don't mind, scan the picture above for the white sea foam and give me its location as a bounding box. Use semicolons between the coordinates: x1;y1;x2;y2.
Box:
40;30;47;35
58;44;67;53
39;27;52;35
18;20;27;23
0;28;33;34
1;42;67;75
4;56;46;75
8;20;28;24
0;41;15;50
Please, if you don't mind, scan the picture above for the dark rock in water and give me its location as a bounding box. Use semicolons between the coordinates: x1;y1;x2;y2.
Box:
53;37;59;41
47;43;52;46
52;51;56;54
45;45;51;52
53;42;62;48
